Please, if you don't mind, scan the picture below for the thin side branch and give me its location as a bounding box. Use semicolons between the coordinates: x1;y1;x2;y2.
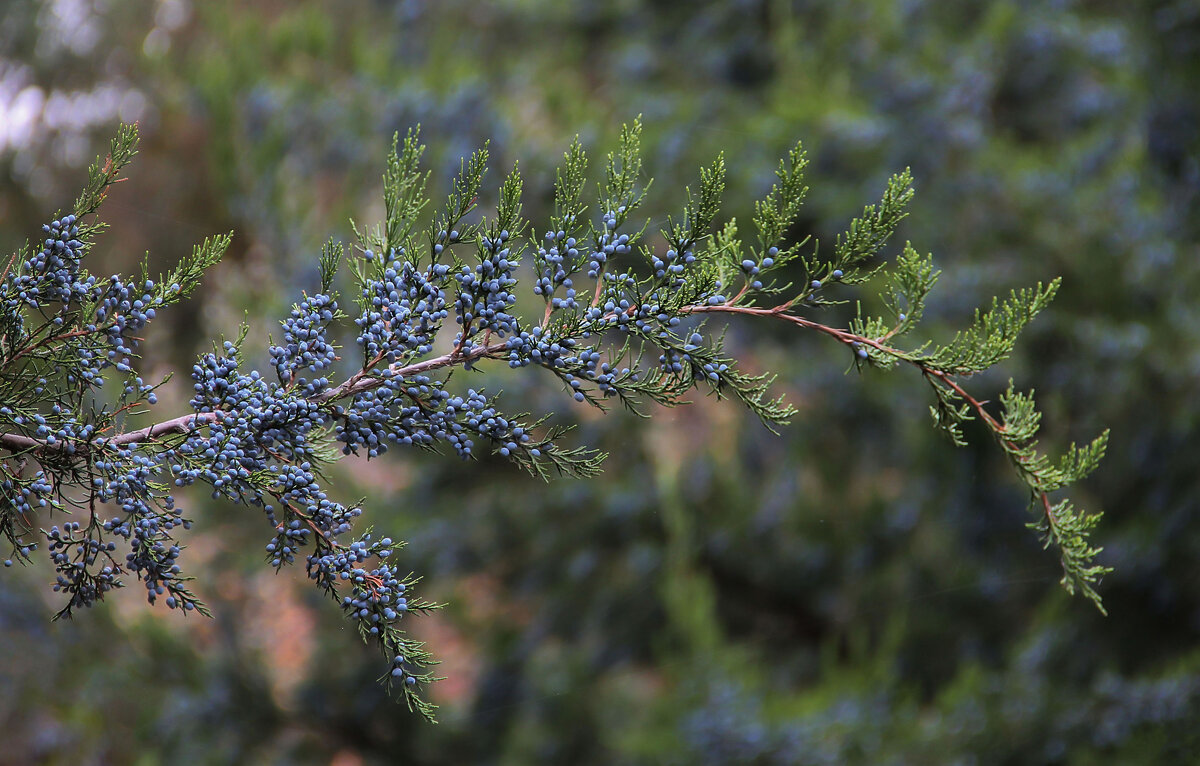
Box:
686;302;1063;539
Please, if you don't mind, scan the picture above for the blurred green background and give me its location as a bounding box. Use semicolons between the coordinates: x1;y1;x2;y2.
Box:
2;1;1199;763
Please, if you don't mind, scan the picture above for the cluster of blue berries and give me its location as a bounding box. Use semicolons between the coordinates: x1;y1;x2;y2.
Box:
505;326;580;369
336;379;405;458
739;246;778;291
267;465;362;569
0;160;441;711
177;345;329;498
580;288;639;332
46;521;121;610
174;342;422;642
2;215;166;393
685;333;729;382
0;468;53;516
271;292;338;387
337;372;450;456
448;388;536;455
265;519;310;568
92;274;159;374
456;231;520;340
94;442;193;610
505;329;632;402
651;243;696;290
7;215;89;309
588;209;632;278
309;535;409;637
32;435;194;616
0;487;38;566
533;227;580;311
657;333;729;383
0;234;217;610
3;406;93;453
337;373;535;460
357;257;448;364
66;273;162;390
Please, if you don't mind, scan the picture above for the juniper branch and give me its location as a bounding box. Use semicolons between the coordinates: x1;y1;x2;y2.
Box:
2;122;1111;723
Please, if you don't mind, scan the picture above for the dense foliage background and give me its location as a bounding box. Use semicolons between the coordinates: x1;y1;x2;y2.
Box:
2;1;1198;763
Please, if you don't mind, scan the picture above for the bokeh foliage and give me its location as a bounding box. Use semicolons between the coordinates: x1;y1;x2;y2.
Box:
2;0;1198;763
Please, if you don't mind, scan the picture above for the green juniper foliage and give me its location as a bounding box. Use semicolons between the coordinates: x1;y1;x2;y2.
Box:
0;121;1108;720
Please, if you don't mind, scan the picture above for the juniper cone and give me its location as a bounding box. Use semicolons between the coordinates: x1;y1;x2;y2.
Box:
0;121;1108;721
